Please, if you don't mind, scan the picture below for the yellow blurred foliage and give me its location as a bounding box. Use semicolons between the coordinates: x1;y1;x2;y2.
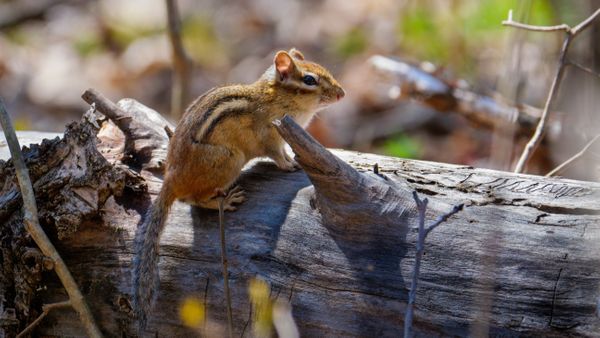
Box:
248;277;273;338
13;118;30;131
179;297;205;329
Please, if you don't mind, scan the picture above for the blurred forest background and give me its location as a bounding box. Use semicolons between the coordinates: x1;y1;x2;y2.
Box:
1;0;599;179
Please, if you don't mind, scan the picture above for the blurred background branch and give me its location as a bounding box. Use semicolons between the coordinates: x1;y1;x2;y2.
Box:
369;55;558;136
165;0;192;119
0;0;75;30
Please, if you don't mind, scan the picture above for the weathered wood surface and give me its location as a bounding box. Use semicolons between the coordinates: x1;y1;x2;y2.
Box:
1;99;600;337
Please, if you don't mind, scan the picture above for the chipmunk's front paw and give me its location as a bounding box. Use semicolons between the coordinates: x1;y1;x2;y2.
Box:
273;152;301;172
223;185;246;211
276;158;300;172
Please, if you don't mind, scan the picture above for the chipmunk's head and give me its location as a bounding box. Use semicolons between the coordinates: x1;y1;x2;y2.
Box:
271;48;345;108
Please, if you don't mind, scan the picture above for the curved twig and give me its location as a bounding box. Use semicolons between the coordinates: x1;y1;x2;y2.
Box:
0;99;103;337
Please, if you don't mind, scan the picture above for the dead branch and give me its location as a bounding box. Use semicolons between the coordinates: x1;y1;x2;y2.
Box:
165;0;193;119
0;100;102;337
506;8;600;173
369;55;557;136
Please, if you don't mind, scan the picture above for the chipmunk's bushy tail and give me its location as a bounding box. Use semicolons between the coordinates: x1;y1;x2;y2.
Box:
132;185;175;333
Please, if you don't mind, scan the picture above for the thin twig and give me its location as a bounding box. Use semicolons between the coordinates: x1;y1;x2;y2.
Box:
508;8;600;173
17;300;71;338
502;10;570;32
404;191;463;338
512;34;571;173
165;0;192;119
424;203;465;237
0;99;103;337
567;59;600;79
218;196;234;338
571;8;600;35
546;134;600;177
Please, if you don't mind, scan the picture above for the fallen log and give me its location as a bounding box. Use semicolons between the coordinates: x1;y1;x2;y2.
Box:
0;92;599;337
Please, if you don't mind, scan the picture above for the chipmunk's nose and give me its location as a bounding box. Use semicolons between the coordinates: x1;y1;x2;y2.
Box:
336;87;346;101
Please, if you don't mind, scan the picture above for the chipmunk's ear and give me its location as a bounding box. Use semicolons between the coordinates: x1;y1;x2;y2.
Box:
289;48;305;60
274;51;296;81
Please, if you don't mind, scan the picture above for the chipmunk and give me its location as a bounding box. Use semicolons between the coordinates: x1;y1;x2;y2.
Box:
132;48;344;332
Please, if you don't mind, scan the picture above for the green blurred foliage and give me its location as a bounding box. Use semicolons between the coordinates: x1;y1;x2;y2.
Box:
14;118;30;131
398;7;449;63
4;27;28;45
182;16;227;68
334;27;367;58
381;134;422;159
397;0;555;75
73;33;103;57
106;23;162;50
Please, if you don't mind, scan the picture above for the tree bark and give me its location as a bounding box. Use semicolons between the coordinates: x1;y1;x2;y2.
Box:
1;94;599;337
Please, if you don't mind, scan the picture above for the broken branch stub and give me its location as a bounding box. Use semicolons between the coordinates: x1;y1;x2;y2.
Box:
273;115;416;239
82;88;174;172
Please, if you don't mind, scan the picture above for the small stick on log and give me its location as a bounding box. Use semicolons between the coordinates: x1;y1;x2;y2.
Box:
0;99;103;338
165;0;193;119
404;192;463;338
546;134;600;177
218;195;233;338
16;301;71;338
505;8;600;173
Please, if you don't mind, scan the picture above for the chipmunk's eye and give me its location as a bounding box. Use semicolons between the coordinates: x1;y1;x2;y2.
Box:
302;75;317;86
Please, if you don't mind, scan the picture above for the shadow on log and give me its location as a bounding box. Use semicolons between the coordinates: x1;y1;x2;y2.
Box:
0;90;599;337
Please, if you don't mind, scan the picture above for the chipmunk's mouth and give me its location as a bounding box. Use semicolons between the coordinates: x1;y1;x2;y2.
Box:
318;88;345;105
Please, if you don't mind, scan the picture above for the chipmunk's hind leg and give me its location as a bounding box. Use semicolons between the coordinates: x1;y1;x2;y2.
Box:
196;185;246;211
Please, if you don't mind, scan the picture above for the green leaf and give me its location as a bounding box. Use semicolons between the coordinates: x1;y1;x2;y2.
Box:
382;134;422;159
